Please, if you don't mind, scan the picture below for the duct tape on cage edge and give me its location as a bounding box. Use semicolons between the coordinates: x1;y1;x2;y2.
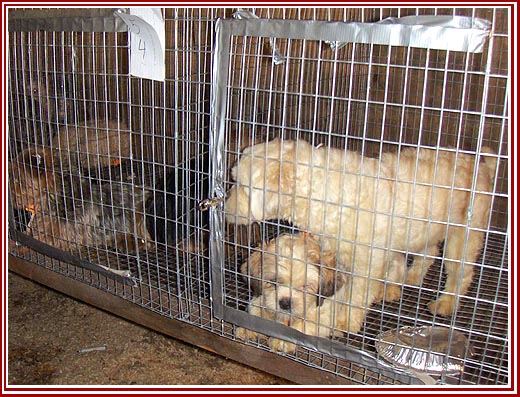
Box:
8;8;129;32
219;15;491;53
224;306;426;385
9;230;137;287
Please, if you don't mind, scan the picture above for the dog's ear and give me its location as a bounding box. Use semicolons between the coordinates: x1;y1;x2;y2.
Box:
318;269;345;302
305;243;323;265
317;252;346;306
300;242;339;304
241;244;277;296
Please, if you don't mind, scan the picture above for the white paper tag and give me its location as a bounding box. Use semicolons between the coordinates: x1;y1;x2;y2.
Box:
115;8;165;81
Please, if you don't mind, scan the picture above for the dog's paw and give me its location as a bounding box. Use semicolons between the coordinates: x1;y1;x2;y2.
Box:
268;337;298;354
428;295;456;316
383;285;402;302
405;267;424;286
235;327;263;342
341;309;364;334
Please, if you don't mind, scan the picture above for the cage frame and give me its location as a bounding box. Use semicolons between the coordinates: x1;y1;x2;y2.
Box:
6;6;511;387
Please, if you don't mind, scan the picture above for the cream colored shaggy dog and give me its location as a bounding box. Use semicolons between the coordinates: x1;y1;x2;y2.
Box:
236;232;346;351
226;138;497;337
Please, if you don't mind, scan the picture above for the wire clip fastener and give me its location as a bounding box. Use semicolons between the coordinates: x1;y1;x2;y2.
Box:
198;197;225;211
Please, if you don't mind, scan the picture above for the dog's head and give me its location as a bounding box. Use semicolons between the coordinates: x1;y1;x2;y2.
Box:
23;74;71;124
9;147;57;212
225;138;299;225
241;233;344;324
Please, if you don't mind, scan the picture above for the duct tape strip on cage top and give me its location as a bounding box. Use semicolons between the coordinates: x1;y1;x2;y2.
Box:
221;15;492;58
7;8;129;32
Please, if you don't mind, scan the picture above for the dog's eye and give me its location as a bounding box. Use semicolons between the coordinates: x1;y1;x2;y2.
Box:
262;281;276;290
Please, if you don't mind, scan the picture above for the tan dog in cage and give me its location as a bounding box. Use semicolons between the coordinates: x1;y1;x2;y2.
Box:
236;232;350;352
9;146;151;255
51;119;133;171
226;138;497;339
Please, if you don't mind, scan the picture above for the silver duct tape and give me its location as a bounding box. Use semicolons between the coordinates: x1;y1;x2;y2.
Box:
224;307;425;385
8;8;129;32
97;264;135;282
233;9;286;64
223;16;491;53
10;230;138;287
327;15;492;52
209;18;231;320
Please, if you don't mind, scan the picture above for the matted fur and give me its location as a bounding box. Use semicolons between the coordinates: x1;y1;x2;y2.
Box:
9;146;151;254
226;138;497;336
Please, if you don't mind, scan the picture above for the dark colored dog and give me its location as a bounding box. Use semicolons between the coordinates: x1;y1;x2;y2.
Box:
9;147;151;254
145;155;210;253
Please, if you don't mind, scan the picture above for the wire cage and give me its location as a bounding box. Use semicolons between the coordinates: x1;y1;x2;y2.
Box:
7;7;510;386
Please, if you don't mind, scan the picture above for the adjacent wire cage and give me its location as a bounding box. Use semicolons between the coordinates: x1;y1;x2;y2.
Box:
7;7;510;386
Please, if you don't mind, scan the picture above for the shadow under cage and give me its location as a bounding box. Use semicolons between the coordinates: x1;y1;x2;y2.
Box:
7;7;510;386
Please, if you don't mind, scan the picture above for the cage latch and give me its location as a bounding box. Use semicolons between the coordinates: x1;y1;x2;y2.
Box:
199;197;224;211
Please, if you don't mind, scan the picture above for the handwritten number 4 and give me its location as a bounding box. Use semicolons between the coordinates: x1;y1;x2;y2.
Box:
138;39;146;58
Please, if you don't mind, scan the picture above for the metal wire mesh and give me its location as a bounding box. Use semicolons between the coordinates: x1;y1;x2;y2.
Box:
7;7;221;321
7;7;510;386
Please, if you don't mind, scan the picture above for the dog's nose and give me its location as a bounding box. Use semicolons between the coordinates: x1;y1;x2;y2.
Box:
279;297;291;311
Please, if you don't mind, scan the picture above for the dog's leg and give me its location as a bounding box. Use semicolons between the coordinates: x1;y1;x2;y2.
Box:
334;279;370;334
115;226;151;254
268;307;323;354
235;297;270;342
29;217;76;253
382;253;407;302
334;247;387;334
406;244;439;286
268;326;305;354
341;279;382;333
178;232;208;256
428;163;494;316
235;326;264;342
116;232;149;254
428;226;483;316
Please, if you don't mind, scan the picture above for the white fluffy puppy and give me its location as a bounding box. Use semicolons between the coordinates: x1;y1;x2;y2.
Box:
236;232;348;351
226;138;497;334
